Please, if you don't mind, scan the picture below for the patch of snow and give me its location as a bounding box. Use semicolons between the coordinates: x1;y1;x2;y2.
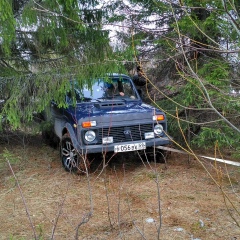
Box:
146;218;154;223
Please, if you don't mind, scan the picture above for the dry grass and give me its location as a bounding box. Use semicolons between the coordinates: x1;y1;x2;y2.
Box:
0;134;239;240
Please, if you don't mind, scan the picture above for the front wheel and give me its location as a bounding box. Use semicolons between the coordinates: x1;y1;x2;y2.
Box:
60;134;79;172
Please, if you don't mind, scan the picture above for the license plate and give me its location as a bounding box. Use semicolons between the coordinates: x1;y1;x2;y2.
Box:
114;142;146;153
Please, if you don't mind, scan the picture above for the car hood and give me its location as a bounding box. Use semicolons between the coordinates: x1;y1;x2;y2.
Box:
66;100;162;121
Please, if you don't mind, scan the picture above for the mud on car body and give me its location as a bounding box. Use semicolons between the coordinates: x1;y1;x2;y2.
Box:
43;73;171;172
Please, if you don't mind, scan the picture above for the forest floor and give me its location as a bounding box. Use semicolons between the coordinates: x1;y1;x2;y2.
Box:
0;133;239;240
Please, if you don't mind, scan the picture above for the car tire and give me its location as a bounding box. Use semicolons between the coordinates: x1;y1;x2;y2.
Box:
60;133;79;172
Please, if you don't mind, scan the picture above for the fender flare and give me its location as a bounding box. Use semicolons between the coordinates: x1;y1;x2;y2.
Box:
65;122;83;154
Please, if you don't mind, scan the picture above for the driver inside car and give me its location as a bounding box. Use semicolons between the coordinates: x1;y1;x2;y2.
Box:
105;80;124;97
105;79;136;99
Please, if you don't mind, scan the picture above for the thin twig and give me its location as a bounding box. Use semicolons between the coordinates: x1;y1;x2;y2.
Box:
75;211;93;240
51;181;70;239
7;159;37;239
75;155;94;239
103;168;114;229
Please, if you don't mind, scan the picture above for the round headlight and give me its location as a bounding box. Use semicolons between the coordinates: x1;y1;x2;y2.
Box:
84;130;96;142
154;124;163;135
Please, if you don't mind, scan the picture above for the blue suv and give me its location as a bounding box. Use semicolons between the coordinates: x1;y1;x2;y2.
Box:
43;73;170;172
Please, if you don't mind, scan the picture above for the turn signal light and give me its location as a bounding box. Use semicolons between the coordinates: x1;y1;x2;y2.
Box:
153;115;165;121
82;121;96;128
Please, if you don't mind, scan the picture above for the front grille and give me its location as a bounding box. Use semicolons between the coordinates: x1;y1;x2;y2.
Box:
98;124;154;143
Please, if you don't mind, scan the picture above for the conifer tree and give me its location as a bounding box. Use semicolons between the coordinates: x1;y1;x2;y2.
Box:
0;0;124;127
108;0;240;152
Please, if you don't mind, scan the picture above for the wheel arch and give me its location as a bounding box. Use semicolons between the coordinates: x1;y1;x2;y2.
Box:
62;127;68;137
63;122;82;152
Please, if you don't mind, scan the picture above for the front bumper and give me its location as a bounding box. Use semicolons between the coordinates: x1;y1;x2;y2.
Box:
76;136;170;155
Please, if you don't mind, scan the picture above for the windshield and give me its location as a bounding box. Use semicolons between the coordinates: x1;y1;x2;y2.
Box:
67;77;138;104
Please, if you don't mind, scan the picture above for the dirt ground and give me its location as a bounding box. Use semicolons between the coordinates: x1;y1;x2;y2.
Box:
0;133;239;240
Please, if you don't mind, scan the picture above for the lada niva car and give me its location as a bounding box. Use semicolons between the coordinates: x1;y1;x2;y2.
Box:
43;73;170;172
